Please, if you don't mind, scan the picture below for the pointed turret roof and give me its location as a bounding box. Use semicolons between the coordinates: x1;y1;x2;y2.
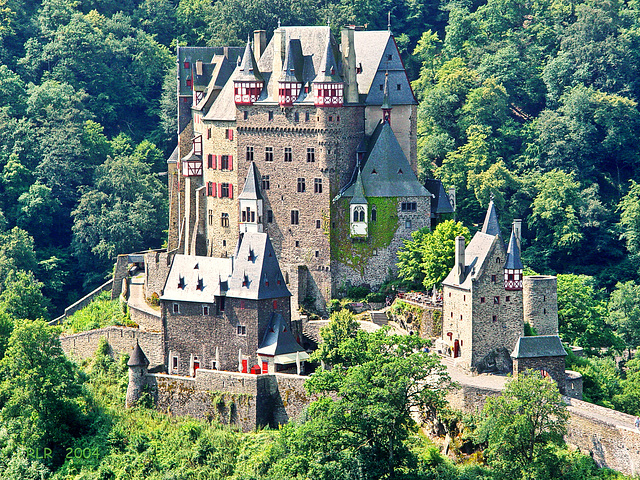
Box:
381;71;391;111
350;169;367;205
505;227;523;270
257;312;308;357
128;341;149;367
238;162;263;200
313;37;342;83
279;39;303;83
236;41;263;82
481;198;501;237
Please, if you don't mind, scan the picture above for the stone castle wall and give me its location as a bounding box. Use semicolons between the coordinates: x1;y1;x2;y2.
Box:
513;356;566;394
129;305;162;332
60;326;164;367
523;275;558;335
147;369;313;431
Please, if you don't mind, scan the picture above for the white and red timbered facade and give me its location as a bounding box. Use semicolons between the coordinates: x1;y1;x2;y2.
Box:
313;83;344;107
504;269;523;290
234;81;263;105
278;81;302;106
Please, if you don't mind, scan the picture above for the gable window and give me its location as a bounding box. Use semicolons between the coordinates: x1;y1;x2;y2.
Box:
291;210;299;225
265;146;273;162
387;54;392;61
284;147;292;162
307;147;315;163
314;178;322;193
397;84;401;91
262;175;270;190
246;146;254;162
297;178;306;193
221;212;229;227
237;325;247;335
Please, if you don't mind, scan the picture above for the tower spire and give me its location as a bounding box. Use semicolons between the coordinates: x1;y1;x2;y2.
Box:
481;196;501;237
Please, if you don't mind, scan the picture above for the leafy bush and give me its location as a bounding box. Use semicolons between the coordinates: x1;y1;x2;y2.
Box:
365;291;386;303
345;284;370;300
63;292;133;334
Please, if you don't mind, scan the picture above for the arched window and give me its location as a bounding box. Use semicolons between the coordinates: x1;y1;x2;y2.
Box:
359;209;365;222
371;206;377;222
353;206;365;222
353;210;359;222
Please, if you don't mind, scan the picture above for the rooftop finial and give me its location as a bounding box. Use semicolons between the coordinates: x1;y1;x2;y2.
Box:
490;192;495;202
277;18;281;28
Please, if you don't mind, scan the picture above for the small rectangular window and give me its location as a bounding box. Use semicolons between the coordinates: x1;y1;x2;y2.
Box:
203;305;210;315
397;84;401;91
221;212;229;227
237;325;246;335
207;128;211;139
265;146;273;162
294;112;299;122
492;315;497;322
220;155;229;170
480;297;485;303
305;111;310;122
284;147;292;162
173;303;179;314
307;147;315;163
172;355;178;370
405;219;412;228
246;146;254;162
494;296;500;304
267;210;273;223
268;111;273;121
506;296;510;302
315;250;319;258
207;154;213;169
262;175;270;190
491;275;497;283
297;178;306;192
291;210;299;225
316;219;321;229
314;178;322;193
244;110;248;120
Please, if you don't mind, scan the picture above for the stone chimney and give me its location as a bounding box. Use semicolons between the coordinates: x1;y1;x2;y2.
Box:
271;28;286;99
455;235;466;284
513;219;522;249
341;26;359;104
253;30;266;60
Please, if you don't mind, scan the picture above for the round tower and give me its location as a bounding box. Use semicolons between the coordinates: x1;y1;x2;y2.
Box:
523;275;558;335
126;340;150;408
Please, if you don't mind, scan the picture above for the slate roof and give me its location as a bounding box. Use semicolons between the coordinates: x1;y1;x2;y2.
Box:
425;179;454;215
442;232;498;289
128;341;150;367
350;170;367;205
481;199;501;237
505;228;523;270
236;41;263;82
204;65;238;121
161;255;233;302
341;121;429;198
279;39;304;82
226;232;291;300
178;46;243;97
511;335;567;359
238;162;263;200
167;145;179;164
257;312;307;356
313;36;343;83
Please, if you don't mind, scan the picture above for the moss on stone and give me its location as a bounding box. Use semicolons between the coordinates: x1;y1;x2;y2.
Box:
331;197;399;276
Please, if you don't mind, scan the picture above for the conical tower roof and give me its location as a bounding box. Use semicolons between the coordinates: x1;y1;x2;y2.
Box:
350;169;367;205
236;41;263;82
279;39;303;83
313;38;342;83
238;162;263;200
481;198;501;237
505;227;523;269
128;341;149;367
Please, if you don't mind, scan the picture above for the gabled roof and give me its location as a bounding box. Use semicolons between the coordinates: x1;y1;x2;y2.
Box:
257;312;308;357
178;46;243;96
505;228;523;270
481;199;501;237
226;232;291;300
238;162;263;200
313;36;343;83
161;255;233;302
279;39;304;83
128;341;149;367
167;145;179;164
204;63;239;121
341;122;429;198
442;232;499;289
511;335;566;359
425;179;454;215
236;41;263;82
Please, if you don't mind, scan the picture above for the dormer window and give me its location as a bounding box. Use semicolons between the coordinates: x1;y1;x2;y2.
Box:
178;276;185;289
242;274;249;287
263;273;269;287
196;278;203;291
248;249;255;261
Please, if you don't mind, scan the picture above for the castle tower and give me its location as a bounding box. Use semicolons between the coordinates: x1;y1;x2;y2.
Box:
126;341;150;408
523;275;558;335
234;40;264;105
504;223;523;291
238;162;264;233
312;37;344;107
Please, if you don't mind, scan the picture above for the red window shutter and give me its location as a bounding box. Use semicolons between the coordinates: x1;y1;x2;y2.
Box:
229;183;233;199
229;129;234;140
212;182;217;197
217;183;222;198
184;62;190;69
213;155;217;169
228;155;233;171
272;300;277;310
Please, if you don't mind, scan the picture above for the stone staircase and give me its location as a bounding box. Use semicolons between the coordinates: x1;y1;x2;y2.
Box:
369;311;388;326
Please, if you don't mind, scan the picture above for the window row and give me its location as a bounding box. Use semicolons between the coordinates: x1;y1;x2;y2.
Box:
206;182;233;198
205;128;234;140
247;146;315;163
207;154;233;170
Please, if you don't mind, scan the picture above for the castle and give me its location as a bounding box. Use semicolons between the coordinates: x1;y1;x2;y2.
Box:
167;25;448;313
